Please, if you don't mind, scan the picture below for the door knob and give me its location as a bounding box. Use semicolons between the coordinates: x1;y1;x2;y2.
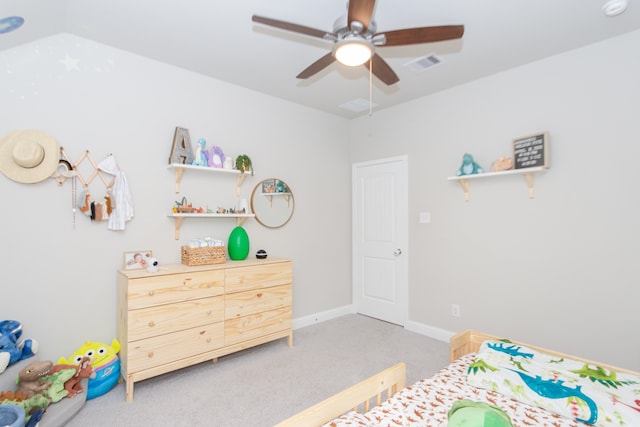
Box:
393;249;402;256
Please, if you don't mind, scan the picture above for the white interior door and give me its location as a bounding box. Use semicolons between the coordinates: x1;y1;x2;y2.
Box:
352;156;408;326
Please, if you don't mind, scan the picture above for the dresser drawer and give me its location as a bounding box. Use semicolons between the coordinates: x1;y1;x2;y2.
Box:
127;270;224;310
225;307;292;346
128;296;224;342
225;262;292;294
127;323;224;372
225;284;291;319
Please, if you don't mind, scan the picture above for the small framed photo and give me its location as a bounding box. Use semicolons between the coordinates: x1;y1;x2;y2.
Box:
261;179;276;193
512;132;550;169
123;250;153;270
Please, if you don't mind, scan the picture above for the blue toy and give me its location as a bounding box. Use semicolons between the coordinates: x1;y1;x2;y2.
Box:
456;153;484;176
0;320;37;374
191;138;208;166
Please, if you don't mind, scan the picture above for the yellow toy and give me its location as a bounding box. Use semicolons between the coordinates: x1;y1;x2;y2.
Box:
58;339;120;400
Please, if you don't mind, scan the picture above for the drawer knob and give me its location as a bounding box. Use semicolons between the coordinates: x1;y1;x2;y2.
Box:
148;351;154;358
148;290;155;296
257;293;263;298
206;310;212;315
148;321;155;327
206;338;211;343
199;330;206;335
183;278;192;285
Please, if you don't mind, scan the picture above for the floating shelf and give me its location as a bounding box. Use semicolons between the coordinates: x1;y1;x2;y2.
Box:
169;213;255;240
448;166;547;201
168;163;250;195
261;192;292;206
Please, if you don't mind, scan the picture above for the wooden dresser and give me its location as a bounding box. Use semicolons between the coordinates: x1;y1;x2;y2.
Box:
117;257;292;401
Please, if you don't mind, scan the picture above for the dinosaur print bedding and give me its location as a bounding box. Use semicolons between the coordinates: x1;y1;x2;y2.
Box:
467;340;640;426
324;353;585;427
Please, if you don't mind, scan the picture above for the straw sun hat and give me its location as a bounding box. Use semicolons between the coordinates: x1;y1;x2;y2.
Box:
0;130;60;183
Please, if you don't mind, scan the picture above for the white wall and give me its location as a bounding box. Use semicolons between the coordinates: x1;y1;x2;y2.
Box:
349;30;640;370
0;34;352;361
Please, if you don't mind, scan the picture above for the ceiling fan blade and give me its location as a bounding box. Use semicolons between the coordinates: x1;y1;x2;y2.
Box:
297;53;336;79
377;25;464;46
364;53;399;85
252;15;332;39
348;0;376;31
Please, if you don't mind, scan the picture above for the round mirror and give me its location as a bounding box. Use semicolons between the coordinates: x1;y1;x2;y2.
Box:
250;178;294;229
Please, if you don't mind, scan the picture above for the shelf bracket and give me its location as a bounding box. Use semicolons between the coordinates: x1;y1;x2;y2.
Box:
236;174;246;196
236;217;247;226
174;168;185;194
174;217;185;240
524;172;535;199
458;179;470;202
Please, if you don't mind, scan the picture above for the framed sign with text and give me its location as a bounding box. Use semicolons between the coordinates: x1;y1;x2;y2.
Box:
512;132;549;169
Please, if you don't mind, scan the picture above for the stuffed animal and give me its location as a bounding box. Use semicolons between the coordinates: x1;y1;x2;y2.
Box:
0;320;37;374
16;360;53;398
48;356;94;399
58;339;121;400
456;153;484;176
192;138;208;166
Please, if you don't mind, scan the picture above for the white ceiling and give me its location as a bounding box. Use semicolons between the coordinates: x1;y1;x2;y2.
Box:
1;0;639;118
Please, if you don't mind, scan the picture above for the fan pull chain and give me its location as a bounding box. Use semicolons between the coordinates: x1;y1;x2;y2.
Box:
368;57;373;116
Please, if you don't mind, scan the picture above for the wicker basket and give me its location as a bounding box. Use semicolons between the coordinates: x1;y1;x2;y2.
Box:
181;246;226;266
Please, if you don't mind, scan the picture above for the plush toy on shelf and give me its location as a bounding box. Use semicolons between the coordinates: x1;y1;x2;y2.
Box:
0;320;38;374
456;153;484;176
191;138;208;166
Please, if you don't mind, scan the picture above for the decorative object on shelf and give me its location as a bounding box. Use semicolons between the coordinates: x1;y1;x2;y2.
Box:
237;198;250;214
145;257;159;273
513;132;549;169
456;153;484;176
123;250;153;270
208;146;225;168
251;178;295;228
169;127;194;165
0;129;60;184
223;156;234;170
228;226;250;260
490;156;514;172
192;138;208;166
256;249;268;259
235;154;254;175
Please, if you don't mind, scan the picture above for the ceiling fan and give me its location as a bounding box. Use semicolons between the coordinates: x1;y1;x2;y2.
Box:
251;0;464;85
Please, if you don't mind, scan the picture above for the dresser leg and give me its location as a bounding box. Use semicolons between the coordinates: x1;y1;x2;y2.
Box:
288;331;293;348
126;376;134;402
212;357;219;363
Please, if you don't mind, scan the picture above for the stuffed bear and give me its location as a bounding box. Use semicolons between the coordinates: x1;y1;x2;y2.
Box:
0;320;37;374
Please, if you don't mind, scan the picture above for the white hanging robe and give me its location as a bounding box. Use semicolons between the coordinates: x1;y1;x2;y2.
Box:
98;155;134;230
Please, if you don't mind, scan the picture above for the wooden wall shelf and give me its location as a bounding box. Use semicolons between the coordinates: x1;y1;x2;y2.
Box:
448;166;547;201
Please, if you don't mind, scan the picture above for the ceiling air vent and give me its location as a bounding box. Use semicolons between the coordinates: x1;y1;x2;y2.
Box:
339;98;378;113
404;54;444;72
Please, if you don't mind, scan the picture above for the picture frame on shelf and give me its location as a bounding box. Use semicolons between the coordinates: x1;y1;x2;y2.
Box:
512;132;549;169
261;179;276;193
123;250;153;270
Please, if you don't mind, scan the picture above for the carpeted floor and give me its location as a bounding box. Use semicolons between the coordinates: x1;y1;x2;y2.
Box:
64;314;450;427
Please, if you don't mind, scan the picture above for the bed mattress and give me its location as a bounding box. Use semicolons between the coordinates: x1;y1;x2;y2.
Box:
324;353;583;427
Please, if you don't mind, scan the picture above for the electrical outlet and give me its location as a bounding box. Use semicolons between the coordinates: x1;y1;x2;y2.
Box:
451;304;461;317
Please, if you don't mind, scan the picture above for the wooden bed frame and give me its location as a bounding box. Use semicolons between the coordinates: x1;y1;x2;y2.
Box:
275;329;639;427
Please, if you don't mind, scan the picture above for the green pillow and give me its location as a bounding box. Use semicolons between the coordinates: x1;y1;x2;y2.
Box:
448;399;513;427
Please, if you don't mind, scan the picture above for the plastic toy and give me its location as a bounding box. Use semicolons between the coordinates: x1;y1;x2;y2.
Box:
0;320;37;374
456;153;484;176
58;339;121;400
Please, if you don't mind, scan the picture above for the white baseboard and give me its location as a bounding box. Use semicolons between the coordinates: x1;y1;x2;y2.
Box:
293;305;355;330
404;320;455;344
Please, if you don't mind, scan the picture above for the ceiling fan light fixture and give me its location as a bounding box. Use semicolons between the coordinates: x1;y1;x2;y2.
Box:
334;37;373;66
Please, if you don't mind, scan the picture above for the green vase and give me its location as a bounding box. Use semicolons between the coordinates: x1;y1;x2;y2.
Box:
228;226;250;260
